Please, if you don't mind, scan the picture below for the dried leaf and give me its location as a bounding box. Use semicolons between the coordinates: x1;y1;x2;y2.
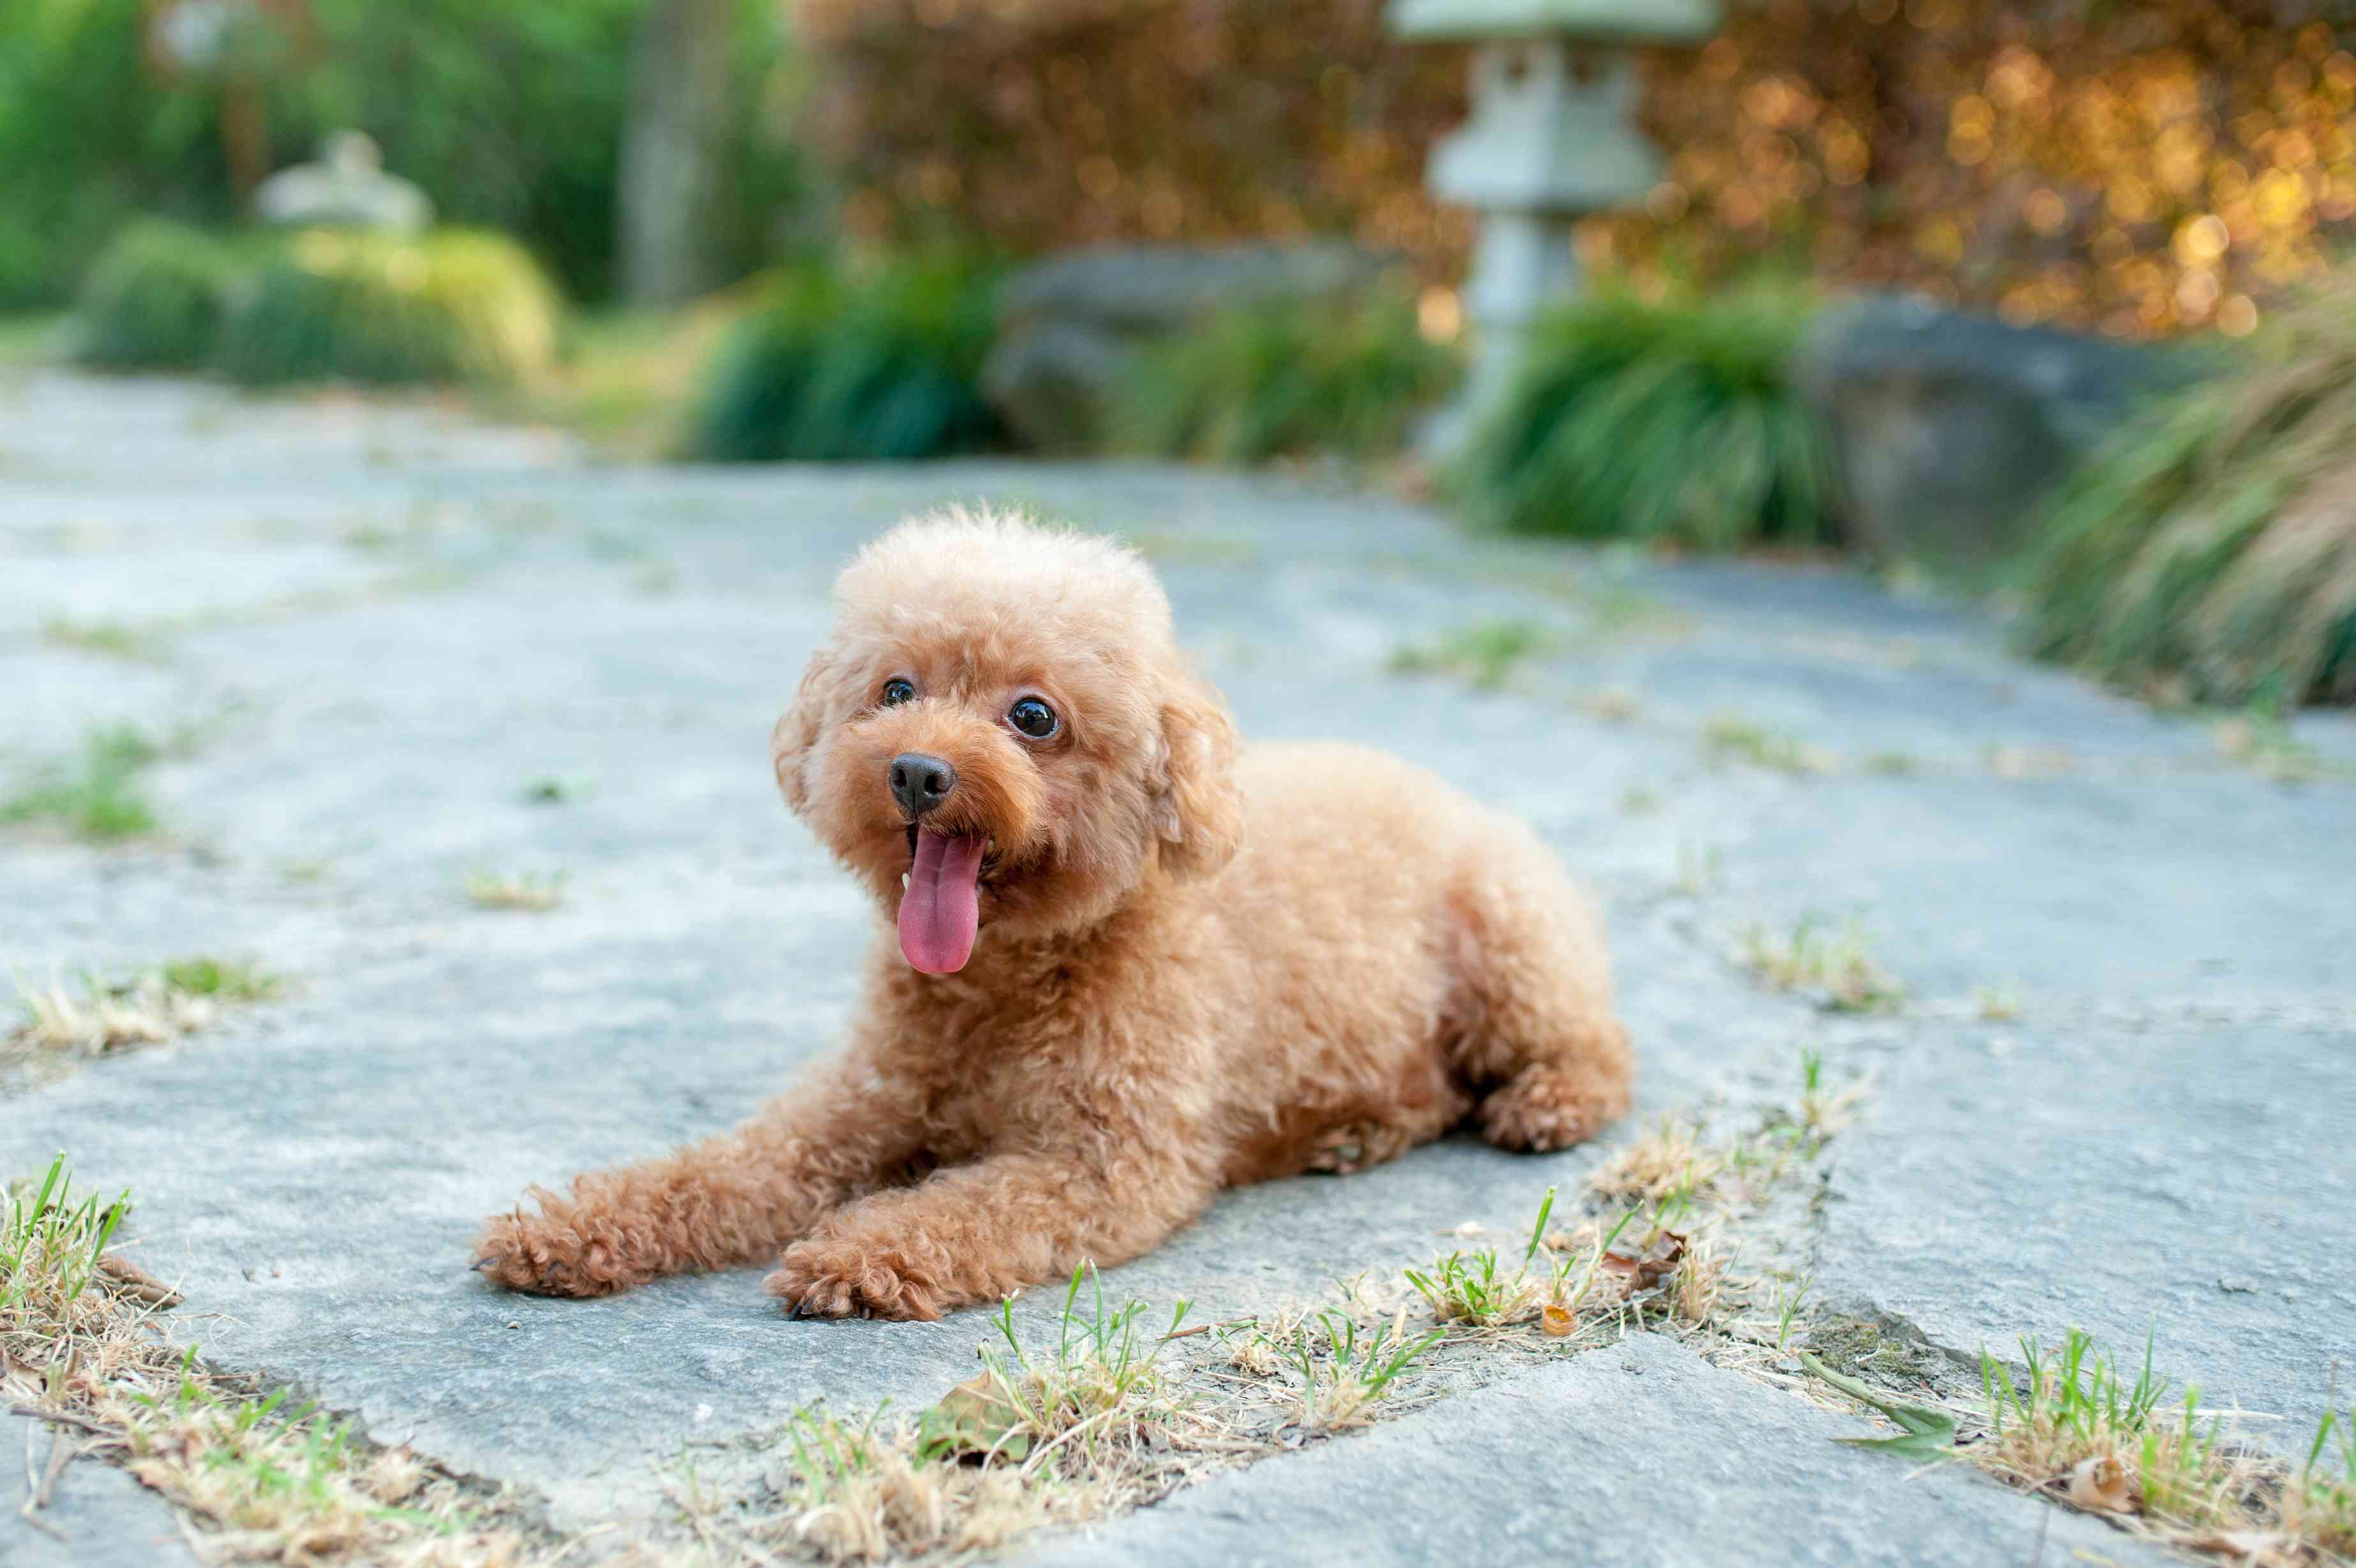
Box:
1541;1304;1574;1338
916;1373;1030;1461
1598;1233;1688;1295
2065;1454;2136;1513
94;1253;182;1309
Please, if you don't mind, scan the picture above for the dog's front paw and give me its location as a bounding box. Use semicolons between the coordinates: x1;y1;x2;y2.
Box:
765;1238;944;1322
471;1189;645;1298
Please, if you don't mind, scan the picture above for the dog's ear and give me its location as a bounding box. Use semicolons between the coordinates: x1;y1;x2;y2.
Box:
771;645;841;815
1151;669;1241;880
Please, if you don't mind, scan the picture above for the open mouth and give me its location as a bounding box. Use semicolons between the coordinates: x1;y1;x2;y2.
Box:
896;825;993;974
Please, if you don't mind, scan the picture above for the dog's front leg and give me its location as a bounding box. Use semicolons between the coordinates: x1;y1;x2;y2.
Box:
762;1147;1218;1321
473;1058;926;1298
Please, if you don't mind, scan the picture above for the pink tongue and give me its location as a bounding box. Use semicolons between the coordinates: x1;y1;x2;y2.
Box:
898;830;986;973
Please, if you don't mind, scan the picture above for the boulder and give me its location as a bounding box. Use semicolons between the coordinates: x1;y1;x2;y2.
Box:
1794;293;2193;564
981;241;1387;452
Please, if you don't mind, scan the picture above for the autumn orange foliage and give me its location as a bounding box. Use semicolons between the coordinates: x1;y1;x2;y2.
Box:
795;0;2355;338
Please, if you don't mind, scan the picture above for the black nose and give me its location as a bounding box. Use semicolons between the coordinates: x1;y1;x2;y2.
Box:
888;753;957;819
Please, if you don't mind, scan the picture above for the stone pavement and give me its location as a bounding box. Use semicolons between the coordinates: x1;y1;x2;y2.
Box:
3;368;2350;1564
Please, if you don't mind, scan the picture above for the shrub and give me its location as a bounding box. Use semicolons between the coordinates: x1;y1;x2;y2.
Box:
215;228;561;388
690;252;1002;462
0;0;810;308
71;222;239;371
2011;272;2356;709
1114;283;1459;463
1456;284;1834;549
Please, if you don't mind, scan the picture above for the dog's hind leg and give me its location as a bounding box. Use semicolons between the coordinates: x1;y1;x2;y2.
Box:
1444;824;1634;1153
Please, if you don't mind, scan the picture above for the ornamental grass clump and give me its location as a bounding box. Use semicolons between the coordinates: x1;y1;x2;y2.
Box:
2012;269;2356;708
690;250;1002;462
1457;283;1834;549
1114;282;1459;463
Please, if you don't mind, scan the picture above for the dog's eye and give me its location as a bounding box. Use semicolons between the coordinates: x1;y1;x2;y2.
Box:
879;679;916;707
1008;697;1059;739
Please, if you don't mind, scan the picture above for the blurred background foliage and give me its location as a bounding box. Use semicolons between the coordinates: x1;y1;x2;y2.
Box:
1112;283;1460;464
0;0;813;310
795;0;1475;278
2012;269;2356;708
1455;285;1832;548
797;0;2356;340
690;250;1003;461
8;0;2355;707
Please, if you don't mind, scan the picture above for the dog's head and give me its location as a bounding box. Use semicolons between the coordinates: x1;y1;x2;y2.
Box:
772;508;1241;973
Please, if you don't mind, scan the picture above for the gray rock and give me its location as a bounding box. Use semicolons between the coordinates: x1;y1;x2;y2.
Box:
1015;1333;2173;1567
1818;1019;2356;1441
1795;293;2192;563
982;243;1388;451
3;1415;199;1568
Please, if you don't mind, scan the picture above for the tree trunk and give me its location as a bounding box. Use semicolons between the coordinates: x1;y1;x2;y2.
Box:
616;0;732;306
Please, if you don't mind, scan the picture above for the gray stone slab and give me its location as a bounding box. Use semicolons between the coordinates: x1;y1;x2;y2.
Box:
1820;1018;2356;1443
4;370;2353;1555
1014;1333;2173;1568
3;1415;199;1568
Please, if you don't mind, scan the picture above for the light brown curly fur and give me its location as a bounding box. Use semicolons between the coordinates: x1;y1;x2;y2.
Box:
474;509;1633;1320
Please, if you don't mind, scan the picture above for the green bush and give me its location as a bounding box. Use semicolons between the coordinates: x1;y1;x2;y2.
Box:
1456;285;1834;548
1114;284;1460;463
72;222;241;370
215;229;561;388
2011;275;2356;709
690;253;1002;462
0;0;810;308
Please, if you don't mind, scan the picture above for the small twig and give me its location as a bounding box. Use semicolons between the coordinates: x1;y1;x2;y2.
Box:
8;1405;114;1438
34;1426;71;1509
1159;1315;1254;1342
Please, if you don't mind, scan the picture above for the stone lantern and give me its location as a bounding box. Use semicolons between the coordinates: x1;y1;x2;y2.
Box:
1389;0;1719;451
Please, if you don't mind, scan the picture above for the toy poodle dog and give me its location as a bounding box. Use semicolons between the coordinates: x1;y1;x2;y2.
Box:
474;508;1633;1320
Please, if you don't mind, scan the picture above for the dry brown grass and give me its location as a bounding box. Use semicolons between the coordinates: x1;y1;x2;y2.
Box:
464;870;566;912
4;960;278;1078
3;1155;550;1564
674;1271;1304;1564
1956;1331;2356;1567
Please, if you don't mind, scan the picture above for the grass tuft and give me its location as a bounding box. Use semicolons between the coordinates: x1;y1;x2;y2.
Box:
4;1155;542;1561
464;871;566;912
1703;715;1838;775
685;1265;1227;1563
6;959;279;1074
40;617;160;660
1;725;162;841
1387;619;1548;691
1284;1307;1441;1430
1742;918;1905;1013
